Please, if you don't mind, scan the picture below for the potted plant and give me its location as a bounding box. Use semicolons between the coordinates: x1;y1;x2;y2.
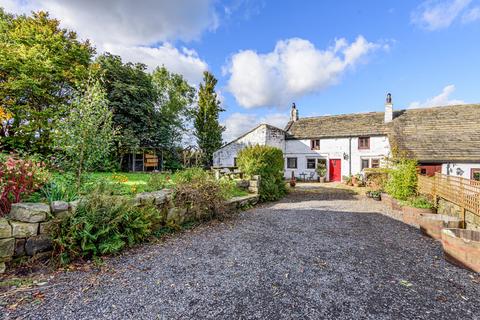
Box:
315;163;327;183
289;171;296;187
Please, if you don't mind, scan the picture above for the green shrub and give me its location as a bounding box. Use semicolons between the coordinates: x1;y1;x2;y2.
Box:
385;158;418;201
400;196;434;209
173;168;227;219
237;145;286;202
28;173;79;203
145;173;174;192
53;192;162;264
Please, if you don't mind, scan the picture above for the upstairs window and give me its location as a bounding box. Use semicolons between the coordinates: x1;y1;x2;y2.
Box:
287;157;297;169
358;137;370;150
310;139;320;150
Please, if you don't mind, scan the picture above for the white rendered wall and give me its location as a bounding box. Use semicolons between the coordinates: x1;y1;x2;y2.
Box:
284;136;390;180
213;125;285;167
441;163;480;179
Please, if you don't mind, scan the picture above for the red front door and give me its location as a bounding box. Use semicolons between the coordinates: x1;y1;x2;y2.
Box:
329;159;342;182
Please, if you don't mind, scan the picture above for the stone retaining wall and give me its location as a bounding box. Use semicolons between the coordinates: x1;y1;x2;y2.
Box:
437;198;480;230
0;201;78;273
1;178;261;274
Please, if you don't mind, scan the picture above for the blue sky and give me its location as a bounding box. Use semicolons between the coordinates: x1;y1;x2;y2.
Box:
2;0;480;141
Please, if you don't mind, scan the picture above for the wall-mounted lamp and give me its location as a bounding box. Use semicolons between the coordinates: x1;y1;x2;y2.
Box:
343;152;349;160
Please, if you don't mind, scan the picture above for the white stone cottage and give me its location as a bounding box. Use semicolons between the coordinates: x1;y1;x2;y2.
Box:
213;97;480;182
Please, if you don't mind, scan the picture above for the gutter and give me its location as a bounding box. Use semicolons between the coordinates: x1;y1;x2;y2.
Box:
349;137;352;176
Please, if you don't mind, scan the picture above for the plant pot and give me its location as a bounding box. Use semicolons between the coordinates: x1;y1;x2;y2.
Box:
372;195;381;201
319;176;326;183
419;214;463;240
289;180;296;187
366;191;372;198
441;228;480;272
402;206;435;226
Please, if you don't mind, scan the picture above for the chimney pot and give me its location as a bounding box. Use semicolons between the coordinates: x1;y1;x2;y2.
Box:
384;93;393;123
290;102;299;122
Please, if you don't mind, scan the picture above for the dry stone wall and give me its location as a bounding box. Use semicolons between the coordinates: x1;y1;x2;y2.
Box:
0;201;77;274
1;179;261;274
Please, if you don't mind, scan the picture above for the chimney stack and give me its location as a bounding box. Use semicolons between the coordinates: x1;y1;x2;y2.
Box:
384;93;393;123
290;103;299;122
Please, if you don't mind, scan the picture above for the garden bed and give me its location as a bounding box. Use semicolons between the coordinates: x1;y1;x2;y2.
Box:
419;214;463;240
441;228;480;272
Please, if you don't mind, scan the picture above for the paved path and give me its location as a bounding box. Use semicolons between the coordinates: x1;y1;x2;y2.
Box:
2;185;480;319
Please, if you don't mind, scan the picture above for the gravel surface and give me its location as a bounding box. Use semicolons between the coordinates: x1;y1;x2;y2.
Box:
2;186;480;319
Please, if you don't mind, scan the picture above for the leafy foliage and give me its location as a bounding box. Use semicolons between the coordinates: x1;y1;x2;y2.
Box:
237;145;286;202
400;196;434;209
54;79;115;187
173;168;227;220
0;154;48;215
0;10;94;154
151;66;195;152
27;173;79;203
385;158;418;201
53;192;162;264
194;71;224;167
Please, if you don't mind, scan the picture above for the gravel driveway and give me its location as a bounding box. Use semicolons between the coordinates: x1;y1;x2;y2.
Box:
2;185;480;319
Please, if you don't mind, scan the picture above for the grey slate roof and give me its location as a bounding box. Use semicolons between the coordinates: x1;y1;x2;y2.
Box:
286;104;480;162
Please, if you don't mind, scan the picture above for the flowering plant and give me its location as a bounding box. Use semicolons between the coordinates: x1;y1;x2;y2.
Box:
0;155;48;215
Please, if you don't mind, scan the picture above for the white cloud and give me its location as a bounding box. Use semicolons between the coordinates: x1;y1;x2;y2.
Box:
409;84;465;108
0;0;213;83
222;112;289;142
225;36;383;109
103;43;208;84
462;6;480;22
411;0;476;30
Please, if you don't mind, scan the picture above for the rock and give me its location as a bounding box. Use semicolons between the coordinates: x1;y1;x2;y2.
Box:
0;218;12;238
10;221;39;237
135;189;173;206
68;200;81;215
0;238;15;258
167;207;187;224
51;200;69;216
40;220;59;235
0;262;5;274
25;235;53;256
236;180;250;189
9;203;49;222
14;238;26;257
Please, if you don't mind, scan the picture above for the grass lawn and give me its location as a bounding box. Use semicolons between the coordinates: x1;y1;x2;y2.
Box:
90;172;248;198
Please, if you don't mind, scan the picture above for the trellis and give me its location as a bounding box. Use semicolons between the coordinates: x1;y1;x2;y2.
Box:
418;173;480;222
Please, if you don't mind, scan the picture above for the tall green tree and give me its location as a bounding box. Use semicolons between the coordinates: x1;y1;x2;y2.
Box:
151;66;195;167
96;53;156;166
0;9;94;154
54;79;114;188
194;71;224;167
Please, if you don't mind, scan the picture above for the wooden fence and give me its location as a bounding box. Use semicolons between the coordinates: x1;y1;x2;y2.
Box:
418;173;480;219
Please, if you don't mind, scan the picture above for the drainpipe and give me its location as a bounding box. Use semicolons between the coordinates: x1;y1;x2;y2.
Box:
348;137;352;176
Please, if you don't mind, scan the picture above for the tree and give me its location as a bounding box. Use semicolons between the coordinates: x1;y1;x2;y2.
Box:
96;53;157;165
0;9;94;155
194;71;224;167
151;66;195;168
54;79;114;188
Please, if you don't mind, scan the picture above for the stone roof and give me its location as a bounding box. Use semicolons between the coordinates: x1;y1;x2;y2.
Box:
286;104;480;162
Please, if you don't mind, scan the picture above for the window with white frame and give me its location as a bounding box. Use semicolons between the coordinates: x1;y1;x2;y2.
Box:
361;158;381;170
287;157;297;169
307;158;316;169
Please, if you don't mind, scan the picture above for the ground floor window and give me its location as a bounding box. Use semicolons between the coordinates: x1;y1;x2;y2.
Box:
307;158;316;169
361;159;370;170
233;157;237;167
361;158;380;170
472;168;480;181
287;157;297;169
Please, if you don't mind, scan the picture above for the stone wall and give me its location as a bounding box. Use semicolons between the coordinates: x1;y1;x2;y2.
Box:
1;183;260;274
0;201;77;273
437;198;480;230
